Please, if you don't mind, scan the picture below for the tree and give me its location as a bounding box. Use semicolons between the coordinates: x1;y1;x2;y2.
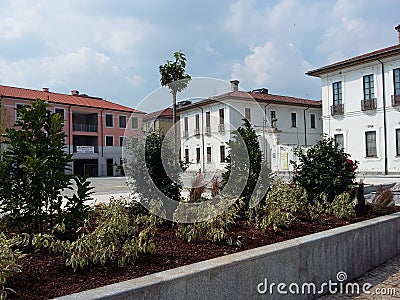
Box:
159;51;191;126
0;99;73;233
291;138;358;204
222;119;262;206
124;131;182;219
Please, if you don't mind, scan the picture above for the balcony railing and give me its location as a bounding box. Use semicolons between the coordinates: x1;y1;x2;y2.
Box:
218;124;225;133
73;123;98;132
330;104;344;116
183;130;188;138
392;94;400;107
361;98;377;111
205;126;211;134
194;128;200;136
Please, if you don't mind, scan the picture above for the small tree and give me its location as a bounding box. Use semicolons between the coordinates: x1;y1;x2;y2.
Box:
124;131;181;219
292;138;357;203
0;99;73;233
222;119;262;206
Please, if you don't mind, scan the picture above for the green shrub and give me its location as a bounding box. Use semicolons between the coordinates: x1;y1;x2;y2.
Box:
292;138;357;204
0;234;22;300
248;178;307;231
28;198;159;271
304;193;331;221
174;198;244;245
331;193;356;220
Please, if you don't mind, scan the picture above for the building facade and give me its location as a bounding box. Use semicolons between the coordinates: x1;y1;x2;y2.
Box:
178;81;322;175
142;108;173;134
0;85;144;177
307;26;400;176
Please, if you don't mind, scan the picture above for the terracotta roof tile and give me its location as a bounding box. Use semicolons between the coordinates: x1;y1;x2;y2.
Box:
0;85;144;113
307;44;400;76
144;108;173;120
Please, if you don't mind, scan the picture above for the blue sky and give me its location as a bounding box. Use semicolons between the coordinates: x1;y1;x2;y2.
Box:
0;0;399;111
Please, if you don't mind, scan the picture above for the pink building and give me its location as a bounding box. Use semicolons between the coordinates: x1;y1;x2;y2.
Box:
0;85;144;177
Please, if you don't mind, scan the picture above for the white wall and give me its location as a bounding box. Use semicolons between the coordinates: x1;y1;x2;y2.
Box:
320;54;400;175
179;96;322;175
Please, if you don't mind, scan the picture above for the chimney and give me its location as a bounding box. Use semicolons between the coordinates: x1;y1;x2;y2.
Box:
230;80;239;92
396;24;400;44
42;87;49;92
71;90;79;96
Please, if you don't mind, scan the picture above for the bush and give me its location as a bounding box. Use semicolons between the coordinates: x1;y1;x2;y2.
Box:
248;177;307;231
331;193;356;220
0;234;22;300
28;198;159;271
174;198;244;245
0;99;73;233
292;138;357;204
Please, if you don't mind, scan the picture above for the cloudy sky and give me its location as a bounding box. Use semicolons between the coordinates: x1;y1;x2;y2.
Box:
0;0;399;111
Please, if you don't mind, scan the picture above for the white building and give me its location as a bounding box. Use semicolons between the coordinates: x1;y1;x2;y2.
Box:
307;25;400;176
177;81;322;176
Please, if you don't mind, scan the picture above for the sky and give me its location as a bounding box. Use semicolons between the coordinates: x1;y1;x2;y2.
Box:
0;0;399;112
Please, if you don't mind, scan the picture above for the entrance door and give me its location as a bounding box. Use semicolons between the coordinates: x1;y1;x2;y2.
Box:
107;159;113;176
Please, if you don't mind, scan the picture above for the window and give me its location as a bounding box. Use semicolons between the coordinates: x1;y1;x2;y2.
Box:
119;136;125;147
184;148;189;164
396;129;400;156
195;114;200;130
310;114;316;129
196;147;200;164
55;108;65;119
105;114;113;127
206;147;212;163
334;134;344;149
105;136;114;146
118;115;126;128
270;110;276;120
291;112;297;127
220;145;225;163
184;117;188;131
394;68;400;95
219;108;224;124
245;108;251;121
365;131;377;157
205;111;210;127
16;103;24;119
333;81;342;105
131;116;138;130
363;74;374;100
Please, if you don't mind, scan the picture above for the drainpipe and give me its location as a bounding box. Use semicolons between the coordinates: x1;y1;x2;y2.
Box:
376;57;388;175
199;107;205;173
303;106;310;147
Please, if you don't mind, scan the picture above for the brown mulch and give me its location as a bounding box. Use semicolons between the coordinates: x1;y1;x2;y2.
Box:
7;208;400;300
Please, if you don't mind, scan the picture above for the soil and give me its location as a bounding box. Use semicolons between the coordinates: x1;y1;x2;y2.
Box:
7;207;400;300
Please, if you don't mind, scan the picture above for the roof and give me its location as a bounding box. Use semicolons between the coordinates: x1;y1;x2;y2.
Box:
0;85;144;113
143;108;173;120
307;44;400;77
177;91;321;112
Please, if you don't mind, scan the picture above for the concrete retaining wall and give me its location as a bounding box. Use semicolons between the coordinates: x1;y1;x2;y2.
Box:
55;213;400;300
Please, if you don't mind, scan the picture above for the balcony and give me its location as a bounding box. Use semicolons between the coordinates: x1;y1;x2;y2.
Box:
392;94;400;107
73;123;98;132
194;128;200;136
361;98;377;111
205;126;211;134
218;124;225;133
183;130;188;138
330;104;344;116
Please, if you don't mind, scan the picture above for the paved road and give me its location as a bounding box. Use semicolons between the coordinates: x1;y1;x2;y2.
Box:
320;255;400;299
